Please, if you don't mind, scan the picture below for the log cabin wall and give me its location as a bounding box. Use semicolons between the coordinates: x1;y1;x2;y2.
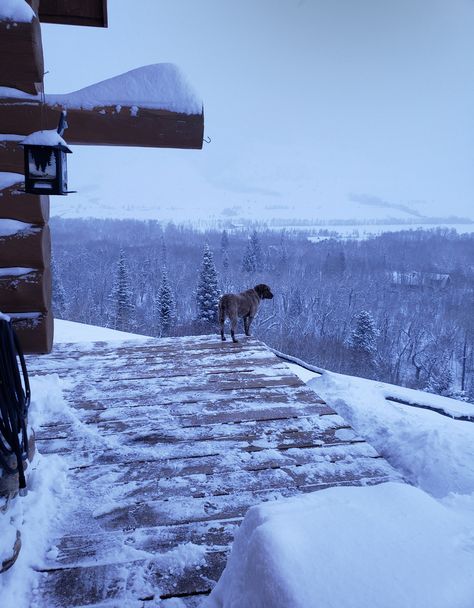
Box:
0;3;52;353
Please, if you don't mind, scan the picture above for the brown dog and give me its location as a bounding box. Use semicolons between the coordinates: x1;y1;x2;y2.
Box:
218;284;274;343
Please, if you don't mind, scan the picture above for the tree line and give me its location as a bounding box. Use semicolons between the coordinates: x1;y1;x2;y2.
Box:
51;218;474;403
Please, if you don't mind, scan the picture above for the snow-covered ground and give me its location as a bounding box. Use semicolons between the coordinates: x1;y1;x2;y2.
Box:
2;321;474;607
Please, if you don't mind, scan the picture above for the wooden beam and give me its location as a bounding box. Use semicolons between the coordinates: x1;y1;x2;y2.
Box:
0;224;51;268
10;310;53;353
38;0;108;28
0;18;43;94
0;140;24;174
0;182;49;224
0;99;204;149
0;268;51;313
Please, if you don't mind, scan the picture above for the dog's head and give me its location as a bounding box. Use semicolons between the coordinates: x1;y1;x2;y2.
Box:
254;284;274;300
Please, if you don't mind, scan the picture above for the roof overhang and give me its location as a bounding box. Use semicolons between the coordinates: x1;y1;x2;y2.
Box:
37;0;108;28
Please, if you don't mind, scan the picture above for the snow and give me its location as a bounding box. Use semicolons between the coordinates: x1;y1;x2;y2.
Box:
53;319;150;344
205;482;474;608
206;356;474;607
0;0;35;23
0;267;35;278
0;376;69;608
0;172;23;191
49;64;201;114
305;369;474;497
0;64;202;115
20;129;69;148
0;219;36;238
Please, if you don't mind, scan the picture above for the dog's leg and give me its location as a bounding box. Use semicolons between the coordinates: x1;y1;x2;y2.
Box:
220;318;226;341
231;317;238;343
245;316;254;337
244;316;250;336
218;301;226;341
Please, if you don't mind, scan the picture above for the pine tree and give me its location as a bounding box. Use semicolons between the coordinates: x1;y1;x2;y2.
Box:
155;265;176;336
109;249;135;331
350;310;378;355
196;244;220;323
221;229;230;271
51;255;67;319
221;230;229;252
241;238;257;273
250;230;263;270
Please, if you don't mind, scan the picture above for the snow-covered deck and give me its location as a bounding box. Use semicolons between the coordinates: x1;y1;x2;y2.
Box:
26;335;399;606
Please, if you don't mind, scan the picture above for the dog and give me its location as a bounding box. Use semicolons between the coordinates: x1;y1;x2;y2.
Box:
218;284;274;343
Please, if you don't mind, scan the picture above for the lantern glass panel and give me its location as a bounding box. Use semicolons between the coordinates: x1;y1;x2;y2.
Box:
28;148;57;178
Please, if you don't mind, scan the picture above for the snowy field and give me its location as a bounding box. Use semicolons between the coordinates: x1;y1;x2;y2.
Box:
2;321;474;607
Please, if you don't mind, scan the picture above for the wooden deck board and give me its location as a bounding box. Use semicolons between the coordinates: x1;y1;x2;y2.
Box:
27;335;400;606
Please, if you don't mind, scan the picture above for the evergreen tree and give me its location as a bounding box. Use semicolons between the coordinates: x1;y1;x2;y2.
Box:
51;255;67;319
222;248;230;271
350;310;378;355
109;249;135;331
241;237;257;273
250;230;263;270
221;229;229;252
155;265;176;336
196;244;220;323
349;310;378;377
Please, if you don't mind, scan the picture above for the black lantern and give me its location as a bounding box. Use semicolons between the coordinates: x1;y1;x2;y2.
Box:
20;112;72;195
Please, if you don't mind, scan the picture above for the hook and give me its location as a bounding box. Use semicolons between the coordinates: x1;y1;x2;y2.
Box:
203;136;211;144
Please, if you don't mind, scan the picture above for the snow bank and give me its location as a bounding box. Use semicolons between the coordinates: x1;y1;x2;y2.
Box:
308;370;474;497
54;318;151;343
206;482;474;608
0;376;69;608
0;0;35;23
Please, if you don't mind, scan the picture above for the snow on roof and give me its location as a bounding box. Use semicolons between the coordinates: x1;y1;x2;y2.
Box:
0;65;202;115
0;172;23;190
48;64;202;115
20;129;70;148
0;0;35;23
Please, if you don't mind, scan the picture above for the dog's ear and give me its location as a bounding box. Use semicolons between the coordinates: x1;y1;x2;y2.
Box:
254;284;265;298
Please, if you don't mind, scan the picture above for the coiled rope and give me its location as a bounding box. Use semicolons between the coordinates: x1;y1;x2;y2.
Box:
0;316;31;490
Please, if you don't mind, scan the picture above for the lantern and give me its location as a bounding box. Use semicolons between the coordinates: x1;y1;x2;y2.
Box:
20;112;72;195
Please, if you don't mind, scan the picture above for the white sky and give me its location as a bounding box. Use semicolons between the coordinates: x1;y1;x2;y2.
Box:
42;0;474;223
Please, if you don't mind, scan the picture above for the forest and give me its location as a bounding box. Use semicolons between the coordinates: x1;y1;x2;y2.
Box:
51;218;474;403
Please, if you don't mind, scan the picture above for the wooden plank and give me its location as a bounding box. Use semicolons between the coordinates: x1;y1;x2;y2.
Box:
0;266;51;312
0;222;50;267
0;182;49;224
10;309;53;353
0;140;24;174
0;18;44;94
38;0;108;28
0;100;204;150
28;337;401;606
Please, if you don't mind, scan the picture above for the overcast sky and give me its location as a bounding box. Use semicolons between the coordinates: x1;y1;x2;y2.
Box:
42;0;474;222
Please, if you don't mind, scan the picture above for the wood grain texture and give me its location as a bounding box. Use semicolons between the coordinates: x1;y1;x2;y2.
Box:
27;336;400;606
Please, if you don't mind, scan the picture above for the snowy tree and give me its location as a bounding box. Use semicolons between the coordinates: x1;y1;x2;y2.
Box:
221;229;229;252
51;256;67;319
196;244;220;323
350;310;378;354
242;230;263;273
155;266;176;336
109;249;135;331
241;238;257;273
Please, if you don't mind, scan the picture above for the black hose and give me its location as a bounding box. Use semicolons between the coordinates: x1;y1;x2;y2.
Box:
0;318;31;490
